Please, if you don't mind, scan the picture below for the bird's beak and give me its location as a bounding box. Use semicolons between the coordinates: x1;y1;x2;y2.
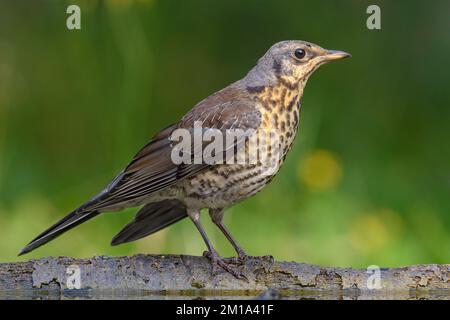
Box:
322;49;352;61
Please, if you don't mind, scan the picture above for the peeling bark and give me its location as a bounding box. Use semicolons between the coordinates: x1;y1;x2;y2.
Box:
0;255;448;299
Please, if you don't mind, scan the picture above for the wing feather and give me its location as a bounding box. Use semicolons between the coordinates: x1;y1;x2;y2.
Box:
77;85;261;213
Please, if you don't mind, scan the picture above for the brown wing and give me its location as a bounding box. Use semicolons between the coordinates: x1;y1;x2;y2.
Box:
76;85;261;213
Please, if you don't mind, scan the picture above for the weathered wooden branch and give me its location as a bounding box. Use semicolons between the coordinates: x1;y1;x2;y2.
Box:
0;255;448;299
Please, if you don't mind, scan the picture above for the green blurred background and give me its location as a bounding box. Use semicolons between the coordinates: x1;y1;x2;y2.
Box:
0;0;449;267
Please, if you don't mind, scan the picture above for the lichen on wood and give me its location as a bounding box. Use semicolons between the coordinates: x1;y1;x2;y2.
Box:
0;255;448;299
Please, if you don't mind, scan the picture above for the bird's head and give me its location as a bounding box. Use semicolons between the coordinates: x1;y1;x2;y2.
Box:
246;40;351;88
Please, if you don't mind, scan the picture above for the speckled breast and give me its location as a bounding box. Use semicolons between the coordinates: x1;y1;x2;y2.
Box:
255;79;303;165
181;81;303;209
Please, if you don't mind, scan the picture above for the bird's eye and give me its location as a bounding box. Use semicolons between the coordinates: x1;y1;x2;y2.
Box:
294;48;306;60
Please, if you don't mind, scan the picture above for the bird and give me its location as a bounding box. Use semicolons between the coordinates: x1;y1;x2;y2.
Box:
19;40;350;278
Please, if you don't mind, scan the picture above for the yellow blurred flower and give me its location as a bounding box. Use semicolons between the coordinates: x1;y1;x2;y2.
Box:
349;208;403;254
297;149;342;191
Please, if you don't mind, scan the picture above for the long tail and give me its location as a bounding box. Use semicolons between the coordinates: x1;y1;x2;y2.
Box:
111;199;187;246
18;210;100;256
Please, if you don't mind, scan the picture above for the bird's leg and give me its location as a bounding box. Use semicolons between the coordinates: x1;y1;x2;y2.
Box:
188;209;246;279
209;208;248;264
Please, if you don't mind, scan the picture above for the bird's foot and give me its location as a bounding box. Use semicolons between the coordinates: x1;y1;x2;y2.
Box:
259;254;274;264
232;254;274;273
222;250;248;265
226;254;273;264
203;250;248;280
254;254;275;273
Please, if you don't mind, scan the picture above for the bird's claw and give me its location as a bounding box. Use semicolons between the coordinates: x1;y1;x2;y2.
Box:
261;254;274;264
222;256;245;265
203;251;248;280
220;248;248;265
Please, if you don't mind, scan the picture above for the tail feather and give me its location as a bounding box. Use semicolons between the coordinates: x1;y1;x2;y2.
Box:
111;199;187;246
19;210;100;256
